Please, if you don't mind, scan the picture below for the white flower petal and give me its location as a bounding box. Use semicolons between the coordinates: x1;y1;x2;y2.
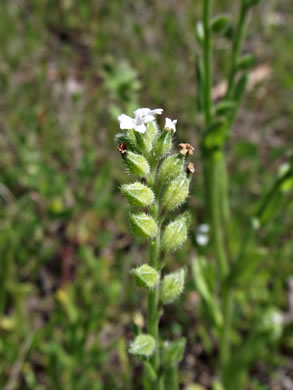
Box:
164;118;177;133
198;224;210;233
196;233;209;246
118;114;136;130
134;108;151;118
134;124;147;133
143;114;156;123
150;108;163;115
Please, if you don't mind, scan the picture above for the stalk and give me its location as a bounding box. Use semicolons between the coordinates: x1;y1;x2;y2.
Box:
202;0;229;279
147;199;161;383
203;0;212;126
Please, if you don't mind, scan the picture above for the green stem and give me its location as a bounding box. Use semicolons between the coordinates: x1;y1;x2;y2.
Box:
220;290;234;374
145;190;161;388
204;152;229;278
203;0;212;126
226;0;248;98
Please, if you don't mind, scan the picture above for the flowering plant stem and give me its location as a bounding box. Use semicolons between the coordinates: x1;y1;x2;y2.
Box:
199;0;262;384
117;108;193;389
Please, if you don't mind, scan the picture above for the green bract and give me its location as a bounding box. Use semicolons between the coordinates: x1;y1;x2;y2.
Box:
132;264;160;289
129;334;156;357
162;338;186;366
153;130;172;159
121;182;154;207
160;269;185;304
129;212;158;240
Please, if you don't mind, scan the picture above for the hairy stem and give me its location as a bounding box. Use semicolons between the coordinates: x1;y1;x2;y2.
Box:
146;189;161;388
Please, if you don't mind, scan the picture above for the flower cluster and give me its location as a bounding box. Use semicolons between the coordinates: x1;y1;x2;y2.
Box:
116;107;194;379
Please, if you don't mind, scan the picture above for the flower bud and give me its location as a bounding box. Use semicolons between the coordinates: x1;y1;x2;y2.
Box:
129;334;156;357
125;151;150;178
153;130;172;159
129;213;158;240
162;174;190;211
131;264;160;289
162;212;191;253
159;155;185;183
135;131;152;154
160;269;185;304
121;182;154;207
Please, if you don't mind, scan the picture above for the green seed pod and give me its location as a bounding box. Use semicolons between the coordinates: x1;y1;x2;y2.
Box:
129;334;156;357
162;212;191;253
159;154;185;183
129;213;158;240
125;151;150;178
131;264;160;289
153;130;172;159
121;182;154;207
160;269;185;304
162;174;190;211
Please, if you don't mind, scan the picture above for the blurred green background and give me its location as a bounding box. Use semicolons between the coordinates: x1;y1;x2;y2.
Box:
0;0;293;389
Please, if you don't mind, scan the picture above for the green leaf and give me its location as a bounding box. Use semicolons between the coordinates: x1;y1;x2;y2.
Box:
203;120;228;150
232;73;249;102
214;101;236;116
192;258;223;327
162;338;186;366
210;15;230;34
129;334;156;357
236;54;256;71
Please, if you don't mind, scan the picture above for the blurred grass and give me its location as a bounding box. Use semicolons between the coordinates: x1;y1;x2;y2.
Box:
0;0;293;389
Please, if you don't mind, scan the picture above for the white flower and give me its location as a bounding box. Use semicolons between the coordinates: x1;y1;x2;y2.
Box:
118;107;163;134
164;118;177;133
198;224;209;234
196;233;209;246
